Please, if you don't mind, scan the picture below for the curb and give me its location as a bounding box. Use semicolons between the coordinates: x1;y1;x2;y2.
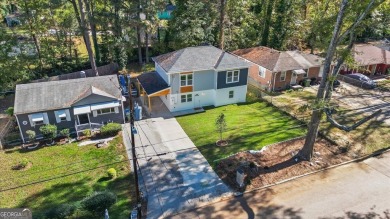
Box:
168;147;390;218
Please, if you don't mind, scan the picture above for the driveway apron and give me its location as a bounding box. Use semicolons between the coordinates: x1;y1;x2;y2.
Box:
122;97;232;218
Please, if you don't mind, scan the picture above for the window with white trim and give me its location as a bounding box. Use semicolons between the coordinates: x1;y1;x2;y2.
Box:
226;70;240;83
229;90;234;98
180;74;193;86
181;94;193;103
259;67;266;78
280;71;286;81
96;107;115;115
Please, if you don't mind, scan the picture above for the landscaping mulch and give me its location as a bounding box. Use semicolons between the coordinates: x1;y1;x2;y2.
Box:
216;138;351;192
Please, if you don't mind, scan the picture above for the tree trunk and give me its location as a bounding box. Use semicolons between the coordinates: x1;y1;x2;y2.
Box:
69;0;87;45
145;32;149;63
85;0;100;65
137;0;143;65
261;0;274;46
78;0;98;75
300;0;349;161
218;0;227;50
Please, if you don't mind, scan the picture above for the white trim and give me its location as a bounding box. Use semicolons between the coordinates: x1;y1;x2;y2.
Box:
15;115;25;143
43;113;49;124
180;93;193;103
65;109;71;121
226;70;240;84
180;73;193;87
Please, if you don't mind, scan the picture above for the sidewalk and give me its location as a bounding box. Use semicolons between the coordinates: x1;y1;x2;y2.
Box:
169;151;390;219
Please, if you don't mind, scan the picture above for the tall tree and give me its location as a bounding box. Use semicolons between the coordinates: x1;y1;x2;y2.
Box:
300;0;379;161
77;0;98;75
218;0;227;50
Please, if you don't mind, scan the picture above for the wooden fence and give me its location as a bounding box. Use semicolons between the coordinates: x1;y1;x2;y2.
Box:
31;63;119;83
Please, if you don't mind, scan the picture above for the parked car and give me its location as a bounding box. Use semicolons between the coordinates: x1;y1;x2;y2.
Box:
345;73;376;89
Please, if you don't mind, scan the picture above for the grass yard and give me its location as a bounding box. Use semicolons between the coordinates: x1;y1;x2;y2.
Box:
0;134;135;219
176;102;306;168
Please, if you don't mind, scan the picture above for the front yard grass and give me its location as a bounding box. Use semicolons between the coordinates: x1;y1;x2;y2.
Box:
176;102;306;168
0;134;135;218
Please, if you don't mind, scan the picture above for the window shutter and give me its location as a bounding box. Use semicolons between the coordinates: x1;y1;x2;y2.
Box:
28;115;34;127
92;110;97;117
65;109;71;121
114;107;119;114
43;113;49;124
54;111;60;123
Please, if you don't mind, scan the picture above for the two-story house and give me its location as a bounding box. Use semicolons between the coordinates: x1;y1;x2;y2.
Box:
14;75;125;142
137;45;252;113
232;46;325;91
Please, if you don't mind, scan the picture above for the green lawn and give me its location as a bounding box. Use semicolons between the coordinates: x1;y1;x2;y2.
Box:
0;135;135;219
176;102;306;167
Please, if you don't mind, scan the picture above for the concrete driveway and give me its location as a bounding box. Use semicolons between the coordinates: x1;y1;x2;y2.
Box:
308;82;390;125
169;151;390;219
122;97;232;218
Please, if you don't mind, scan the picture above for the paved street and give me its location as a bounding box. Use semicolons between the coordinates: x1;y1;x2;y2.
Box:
122;97;232;219
169;151;390;219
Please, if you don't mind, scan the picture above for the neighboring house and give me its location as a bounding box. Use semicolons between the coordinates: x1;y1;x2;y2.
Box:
14;75;125;142
232;46;325;91
341;44;390;76
137;45;252;112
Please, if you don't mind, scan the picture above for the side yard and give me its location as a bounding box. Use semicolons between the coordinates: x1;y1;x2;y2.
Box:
0;134;135;218
176;101;307;168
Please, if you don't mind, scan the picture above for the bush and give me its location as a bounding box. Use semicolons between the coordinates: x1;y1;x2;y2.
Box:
39;124;57;141
19;158;29;168
83;129;91;138
81;191;117;214
26;130;36;143
4;107;14;117
45;203;76;219
59;128;70;139
107;168;117;179
100;123;121;137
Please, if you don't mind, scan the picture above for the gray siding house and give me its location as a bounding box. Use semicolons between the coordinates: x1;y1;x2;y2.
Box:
137;45;252;112
14;75;125;142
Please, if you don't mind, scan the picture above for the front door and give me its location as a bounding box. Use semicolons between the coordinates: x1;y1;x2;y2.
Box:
78;114;90;125
290;73;297;85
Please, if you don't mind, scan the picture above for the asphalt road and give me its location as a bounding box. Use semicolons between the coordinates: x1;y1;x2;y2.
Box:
169;151;390;219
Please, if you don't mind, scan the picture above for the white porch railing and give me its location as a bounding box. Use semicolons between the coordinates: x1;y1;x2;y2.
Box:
75;123;103;132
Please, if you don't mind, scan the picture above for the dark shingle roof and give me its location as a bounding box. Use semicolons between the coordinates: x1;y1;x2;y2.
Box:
137;72;169;96
232;46;324;72
153;45;251;73
14;75;121;114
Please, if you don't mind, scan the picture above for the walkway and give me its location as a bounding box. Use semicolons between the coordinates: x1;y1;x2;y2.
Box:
122;97;232;218
169;151;390;219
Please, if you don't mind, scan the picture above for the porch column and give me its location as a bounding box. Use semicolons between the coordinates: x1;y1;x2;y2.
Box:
148;96;152;113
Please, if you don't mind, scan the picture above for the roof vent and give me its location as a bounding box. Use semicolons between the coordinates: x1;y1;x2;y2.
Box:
80;71;86;78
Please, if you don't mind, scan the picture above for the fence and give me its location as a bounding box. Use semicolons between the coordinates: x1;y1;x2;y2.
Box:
0;118;16;149
31;63;119;83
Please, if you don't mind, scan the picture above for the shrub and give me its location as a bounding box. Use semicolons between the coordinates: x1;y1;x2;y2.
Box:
4;107;14;117
59;128;70;139
39;124;57;141
26;130;36;143
81;191;117;214
107;168;117;179
100;123;121;137
19;158;29;168
83;129;91;137
45;203;76;219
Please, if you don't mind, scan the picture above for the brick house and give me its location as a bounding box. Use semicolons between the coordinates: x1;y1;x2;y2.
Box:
232;47;325;91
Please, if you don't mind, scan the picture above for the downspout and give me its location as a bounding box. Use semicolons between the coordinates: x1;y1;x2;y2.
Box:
272;72;276;92
15;115;25;143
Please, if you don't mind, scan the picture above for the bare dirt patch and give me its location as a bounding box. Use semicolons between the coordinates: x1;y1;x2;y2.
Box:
216;137;351;192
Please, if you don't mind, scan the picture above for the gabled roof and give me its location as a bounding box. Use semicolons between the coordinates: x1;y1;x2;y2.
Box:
137;72;169;96
232;46;324;72
14;75;121;114
152;45;251;73
353;44;390;65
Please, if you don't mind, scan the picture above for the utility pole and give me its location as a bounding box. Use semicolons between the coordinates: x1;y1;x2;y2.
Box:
128;75;140;217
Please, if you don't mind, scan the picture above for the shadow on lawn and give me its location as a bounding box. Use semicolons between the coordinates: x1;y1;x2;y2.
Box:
17;173;135;218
